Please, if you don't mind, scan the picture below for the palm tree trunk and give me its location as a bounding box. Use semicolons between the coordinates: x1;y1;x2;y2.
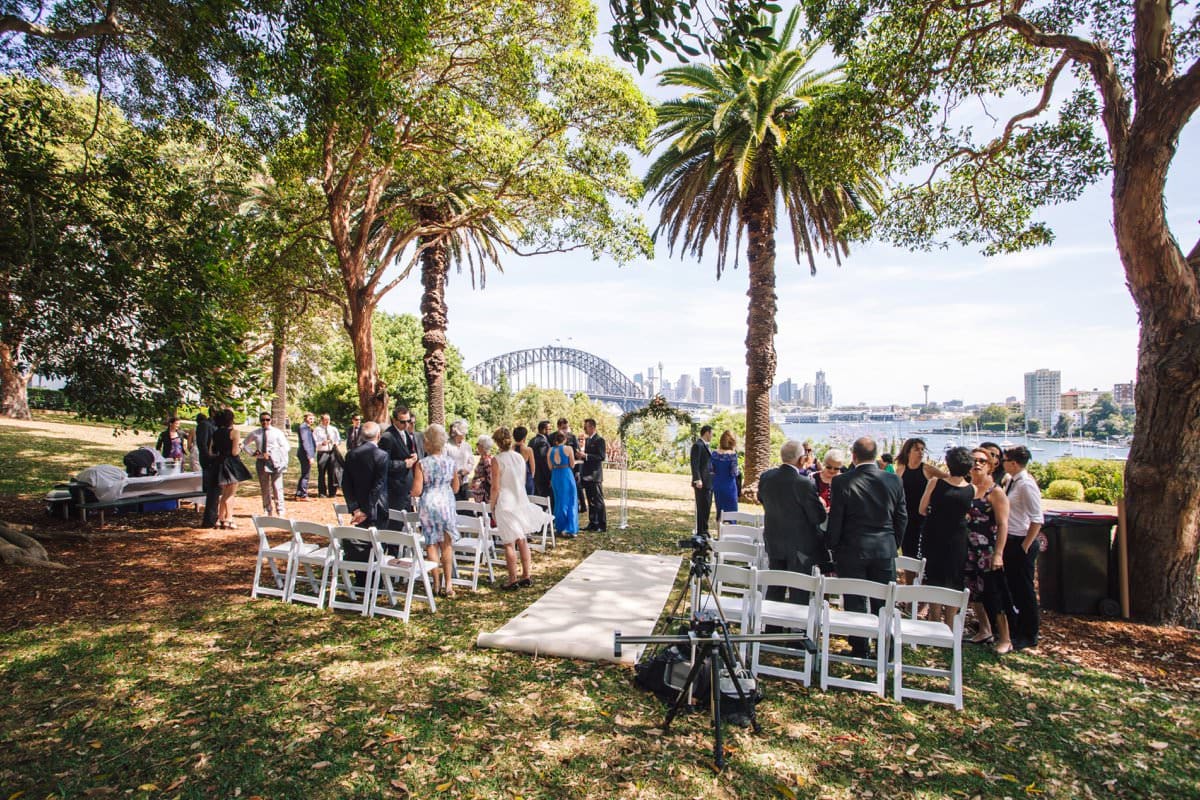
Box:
419;213;450;427
741;187;778;498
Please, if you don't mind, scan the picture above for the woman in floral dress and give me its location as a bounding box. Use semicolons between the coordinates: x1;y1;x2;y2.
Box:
965;447;1013;651
469;435;494;506
411;424;460;598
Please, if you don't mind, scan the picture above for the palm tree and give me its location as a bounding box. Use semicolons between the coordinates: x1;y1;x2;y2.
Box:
644;7;883;495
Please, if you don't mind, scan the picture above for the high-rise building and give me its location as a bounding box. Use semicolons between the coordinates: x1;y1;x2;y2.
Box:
676;374;694;403
776;378;796;404
1024;368;1061;432
733;389;746;407
800;382;814;406
815;370;833;409
1113;381;1135;406
699;367;715;405
716;368;732;405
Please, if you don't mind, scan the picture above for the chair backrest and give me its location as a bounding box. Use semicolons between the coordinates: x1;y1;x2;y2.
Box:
528;495;550;511
388;509;420;531
333;502;350;524
330;524;374;562
253;515;293;548
822;576;893;605
456;500;488;517
893;584;969;616
710;539;759;567
372;528;423;563
720;511;762;528
895;555;926;583
710;562;755;596
456;513;487;537
720;525;764;546
292;519;332;546
754;568;822;599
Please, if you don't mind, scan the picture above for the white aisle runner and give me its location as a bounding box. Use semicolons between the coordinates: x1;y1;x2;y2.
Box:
476;550;681;664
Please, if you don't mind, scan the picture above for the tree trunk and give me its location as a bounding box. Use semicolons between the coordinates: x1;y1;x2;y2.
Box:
1114;131;1200;626
347;301;388;423
419;220;450;427
740;187;778;499
0;342;32;420
270;318;288;428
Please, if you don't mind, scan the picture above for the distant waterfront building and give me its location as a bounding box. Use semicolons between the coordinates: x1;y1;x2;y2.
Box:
815;370;833;409
1113;381;1135;406
800;382;815;406
1024;368;1061;432
1060;390;1079;411
733;389;745;407
776;378;796;404
691;386;704;403
676;374;694;403
699;367;716;406
716;368;732;405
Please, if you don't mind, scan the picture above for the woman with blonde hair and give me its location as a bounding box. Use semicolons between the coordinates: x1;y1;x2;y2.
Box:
710;430;741;521
411;423;460;598
489;427;548;589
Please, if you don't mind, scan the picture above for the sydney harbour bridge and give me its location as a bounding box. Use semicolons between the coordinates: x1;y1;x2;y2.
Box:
467;345;703;413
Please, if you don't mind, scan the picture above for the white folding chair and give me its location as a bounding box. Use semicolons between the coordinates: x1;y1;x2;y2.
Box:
710;538;760;569
456;500;502;570
456;499;488;517
286;520;336;607
327;525;376;615
333;502;350;526
451;513;493;590
719;524;765;551
388;509;423;540
697;563;756;657
894;555;927;639
250;516;297;600
891;585;970;709
751;568;823;686
719;510;762;529
819;577;894;697
527;495;556;552
369;528;437;621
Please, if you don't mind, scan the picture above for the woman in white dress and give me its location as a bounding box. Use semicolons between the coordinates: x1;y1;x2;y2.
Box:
488;427;549;590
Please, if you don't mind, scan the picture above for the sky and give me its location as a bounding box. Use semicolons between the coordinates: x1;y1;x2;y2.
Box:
379;7;1200;409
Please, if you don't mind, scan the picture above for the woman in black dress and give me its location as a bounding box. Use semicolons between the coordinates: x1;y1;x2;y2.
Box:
896;438;948;558
212;408;251;529
965;447;1014;650
918;446;976;625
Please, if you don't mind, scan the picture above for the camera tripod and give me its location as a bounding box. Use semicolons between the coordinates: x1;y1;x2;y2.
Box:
615;534;815;769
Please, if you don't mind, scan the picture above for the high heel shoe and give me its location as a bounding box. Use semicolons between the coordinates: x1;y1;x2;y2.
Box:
970;634;995;645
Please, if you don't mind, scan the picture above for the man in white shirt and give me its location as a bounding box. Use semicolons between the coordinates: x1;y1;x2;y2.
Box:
1000;445;1044;651
243;412;290;516
313;413;343;498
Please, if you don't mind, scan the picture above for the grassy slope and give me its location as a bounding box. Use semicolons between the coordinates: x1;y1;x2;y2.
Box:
0;418;1196;798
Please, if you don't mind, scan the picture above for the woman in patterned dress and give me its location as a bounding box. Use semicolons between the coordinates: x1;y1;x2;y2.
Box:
411;424;460;598
965;447;1014;650
469;435;494;506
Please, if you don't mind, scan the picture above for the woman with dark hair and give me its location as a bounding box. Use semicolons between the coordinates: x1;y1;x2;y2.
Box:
896;437;949;557
512;425;536;495
156;417;189;462
979;441;1006;485
548;431;578;537
965;447;1014;650
213;409;251;529
918;446;976;624
711;430;741;521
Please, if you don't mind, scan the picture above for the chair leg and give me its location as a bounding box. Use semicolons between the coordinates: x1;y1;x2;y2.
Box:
819;614;831;691
251;555;265;598
892;626;903;701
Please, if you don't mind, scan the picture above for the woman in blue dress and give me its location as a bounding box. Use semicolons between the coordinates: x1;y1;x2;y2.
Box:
710;430;741;523
411;424;460;598
548;431;579;537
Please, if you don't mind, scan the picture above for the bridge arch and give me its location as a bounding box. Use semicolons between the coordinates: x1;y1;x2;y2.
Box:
467;346;644;402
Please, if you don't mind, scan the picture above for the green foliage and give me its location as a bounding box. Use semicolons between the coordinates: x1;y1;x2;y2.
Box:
1054;414;1072;438
607;0;782;71
978;404;1010;425
0;76;253;424
1046;479;1086;502
1082;393;1131;438
1028;458;1125;498
1084;486;1114;505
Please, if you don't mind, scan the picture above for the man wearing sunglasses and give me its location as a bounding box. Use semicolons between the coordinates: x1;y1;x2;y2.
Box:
242;412;290;516
1001;445;1044;650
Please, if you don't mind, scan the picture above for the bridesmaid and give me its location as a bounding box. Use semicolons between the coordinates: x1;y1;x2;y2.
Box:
710;430;741;523
548;431;579;537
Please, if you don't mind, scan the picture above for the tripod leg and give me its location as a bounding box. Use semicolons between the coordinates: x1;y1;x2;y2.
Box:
662;649;709;731
717;642;762;734
709;645;724;769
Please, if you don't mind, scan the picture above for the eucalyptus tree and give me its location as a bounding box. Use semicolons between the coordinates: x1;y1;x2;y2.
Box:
265;0;651;422
797;0;1200;624
644;7;883;493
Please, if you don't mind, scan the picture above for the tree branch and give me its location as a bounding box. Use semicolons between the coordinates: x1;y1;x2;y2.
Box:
0;10;124;40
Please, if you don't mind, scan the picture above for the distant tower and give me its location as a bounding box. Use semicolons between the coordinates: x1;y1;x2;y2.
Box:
923;384;930;407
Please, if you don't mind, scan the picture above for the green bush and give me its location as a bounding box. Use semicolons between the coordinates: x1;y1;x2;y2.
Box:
1084;486;1113;505
1046;479;1085;502
1028;458;1124;497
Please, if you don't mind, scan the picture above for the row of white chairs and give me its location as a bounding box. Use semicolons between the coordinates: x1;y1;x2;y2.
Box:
251;516;438;622
700;563;967;709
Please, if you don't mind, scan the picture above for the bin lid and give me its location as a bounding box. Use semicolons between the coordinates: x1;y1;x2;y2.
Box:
1045;511;1119;525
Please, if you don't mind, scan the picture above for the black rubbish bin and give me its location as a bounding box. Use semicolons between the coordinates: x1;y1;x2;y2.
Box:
1037;512;1119;616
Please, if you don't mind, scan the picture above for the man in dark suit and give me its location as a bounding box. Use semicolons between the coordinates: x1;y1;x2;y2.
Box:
379;405;418;515
759;440;828;603
580;418;607;532
346;414;363;450
530;420;552;499
690;425;714;536
295;412;316;501
340;421;389;586
826;436;907;656
194;409;220;528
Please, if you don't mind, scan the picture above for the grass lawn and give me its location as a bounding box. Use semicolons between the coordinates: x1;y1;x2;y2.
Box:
0;417;1197;798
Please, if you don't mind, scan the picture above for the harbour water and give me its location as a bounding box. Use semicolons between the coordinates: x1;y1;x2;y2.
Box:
779;420;1128;462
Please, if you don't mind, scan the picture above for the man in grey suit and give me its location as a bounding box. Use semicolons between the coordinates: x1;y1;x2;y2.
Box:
826;436;907;656
690;425;714;536
758;440;827;604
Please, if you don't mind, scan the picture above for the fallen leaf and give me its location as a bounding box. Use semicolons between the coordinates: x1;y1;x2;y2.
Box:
435;781;453;792
136;785;159;792
1148;741;1168;751
312;761;332;769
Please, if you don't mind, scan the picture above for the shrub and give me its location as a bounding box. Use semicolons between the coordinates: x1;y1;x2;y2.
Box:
1046;479;1085;502
1084;486;1113;505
